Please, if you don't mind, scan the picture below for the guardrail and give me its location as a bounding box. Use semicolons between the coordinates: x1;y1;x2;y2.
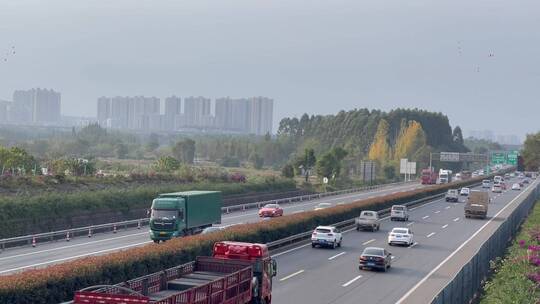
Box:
0;180;414;252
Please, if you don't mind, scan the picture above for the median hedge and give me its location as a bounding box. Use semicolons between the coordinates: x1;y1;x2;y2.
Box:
0;176;490;303
0;177;295;238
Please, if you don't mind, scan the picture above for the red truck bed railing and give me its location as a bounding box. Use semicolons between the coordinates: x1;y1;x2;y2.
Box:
74;257;253;304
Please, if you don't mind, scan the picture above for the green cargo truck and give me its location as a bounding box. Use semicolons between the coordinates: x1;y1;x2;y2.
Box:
149;191;222;243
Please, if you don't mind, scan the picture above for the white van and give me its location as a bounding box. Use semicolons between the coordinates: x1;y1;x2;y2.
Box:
390;205;409;221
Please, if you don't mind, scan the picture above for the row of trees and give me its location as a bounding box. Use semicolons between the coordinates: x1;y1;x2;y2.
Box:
522;132;540;171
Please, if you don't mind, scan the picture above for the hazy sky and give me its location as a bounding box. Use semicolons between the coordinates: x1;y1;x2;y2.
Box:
0;0;538;138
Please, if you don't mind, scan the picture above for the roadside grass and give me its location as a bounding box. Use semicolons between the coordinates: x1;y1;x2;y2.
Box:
480;200;540;304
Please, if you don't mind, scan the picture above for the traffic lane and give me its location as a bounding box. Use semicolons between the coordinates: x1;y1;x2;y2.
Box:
271;181;492;277
272;197;467;304
340;181;533;304
272;184;525;304
337;189;525;304
0;229;152;274
219;182;423;226
0;182;421;275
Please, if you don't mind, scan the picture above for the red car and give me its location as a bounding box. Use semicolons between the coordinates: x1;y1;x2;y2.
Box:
258;204;284;217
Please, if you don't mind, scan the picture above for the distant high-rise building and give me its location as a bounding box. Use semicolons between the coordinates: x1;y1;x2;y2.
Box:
248;97;273;135
110;96;129;129
97;97;111;126
184;96;211;127
164;96;182;130
231;98;250;132
11;88;61;124
215;97;234;130
0;100;10;123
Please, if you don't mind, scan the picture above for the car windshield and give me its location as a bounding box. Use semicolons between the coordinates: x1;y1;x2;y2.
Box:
363;248;384;256
264;204;278;209
151;209;177;219
448;190;457;194
315;228;331;233
393;229;408;234
393;206;404;211
361;211;375;217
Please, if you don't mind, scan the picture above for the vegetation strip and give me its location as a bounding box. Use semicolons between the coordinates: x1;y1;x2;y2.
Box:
479;200;540;304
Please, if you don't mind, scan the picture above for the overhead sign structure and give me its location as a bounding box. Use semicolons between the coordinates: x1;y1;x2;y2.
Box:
491;152;506;165
507;150;519;166
459;153;488;163
440;152;460;162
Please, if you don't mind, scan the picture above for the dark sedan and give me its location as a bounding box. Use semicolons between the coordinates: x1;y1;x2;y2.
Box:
359;247;392;272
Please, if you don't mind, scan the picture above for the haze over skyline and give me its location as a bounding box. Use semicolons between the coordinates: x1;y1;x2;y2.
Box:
1;0;538;138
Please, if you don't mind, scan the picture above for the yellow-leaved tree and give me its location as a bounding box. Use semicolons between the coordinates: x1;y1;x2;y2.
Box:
368;119;391;166
394;120;427;161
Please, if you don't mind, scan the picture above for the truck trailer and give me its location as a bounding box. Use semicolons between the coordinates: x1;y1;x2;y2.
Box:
421;168;437;185
150;191;222;242
72;241;277;304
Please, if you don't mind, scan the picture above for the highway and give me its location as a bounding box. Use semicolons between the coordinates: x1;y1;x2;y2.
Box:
270;177;535;304
0;181;422;275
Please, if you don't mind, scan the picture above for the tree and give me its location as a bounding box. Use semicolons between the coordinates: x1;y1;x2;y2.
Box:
146;133;160;152
316;147;348;180
522;132;540;171
172;139;196;164
0;146;37;174
281;164;295;178
248;152;264;169
394;120;427;161
383;165;396;180
452;126;464;146
115;143;128;159
155;156;181;172
294;148;317;182
368;119;391;166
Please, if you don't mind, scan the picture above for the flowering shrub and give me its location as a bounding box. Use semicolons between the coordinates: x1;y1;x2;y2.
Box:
0;176;491;303
481;200;540;303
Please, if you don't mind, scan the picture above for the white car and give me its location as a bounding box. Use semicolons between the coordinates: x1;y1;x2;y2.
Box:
311;226;343;249
482;180;491;188
390;205;409;221
314;203;332;211
492;184;502;193
512;183;521;190
388;227;414;246
460;187;470;196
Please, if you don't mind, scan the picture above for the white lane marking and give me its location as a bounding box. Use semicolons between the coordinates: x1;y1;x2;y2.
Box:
409;242;418;248
422;216;430;219
292;210;305;214
426;232;436;238
362;239;376;245
342;275;363;287
442;224;448;229
396;181;536;304
445;206;451;209
391;255;396;260
0;232;149;261
328;252;347;260
271;243;311;258
0;241;152;274
407;222;415;226
453;217;460;222
434;211;440;214
279;269;305;282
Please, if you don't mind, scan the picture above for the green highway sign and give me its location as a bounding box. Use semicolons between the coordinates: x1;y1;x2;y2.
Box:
507;150;519;165
491;152;506;165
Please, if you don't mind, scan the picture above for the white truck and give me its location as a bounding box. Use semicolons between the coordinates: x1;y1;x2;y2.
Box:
439;169;453;184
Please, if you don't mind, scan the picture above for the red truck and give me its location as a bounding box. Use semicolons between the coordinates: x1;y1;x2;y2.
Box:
421;169;437;185
73;241;277;304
